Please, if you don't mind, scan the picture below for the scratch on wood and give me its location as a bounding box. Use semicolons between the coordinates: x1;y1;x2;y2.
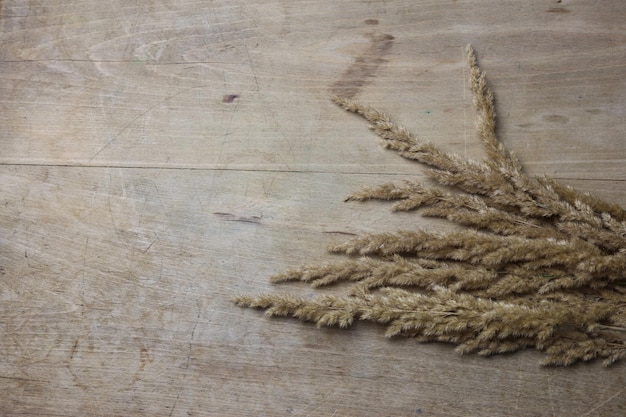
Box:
168;305;201;417
89;86;203;162
142;238;158;254
580;388;624;416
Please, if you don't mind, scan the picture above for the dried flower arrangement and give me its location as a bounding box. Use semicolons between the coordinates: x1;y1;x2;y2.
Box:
235;46;626;366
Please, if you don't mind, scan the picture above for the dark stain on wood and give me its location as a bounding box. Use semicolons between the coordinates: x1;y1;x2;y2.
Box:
222;94;240;103
543;114;569;124
330;33;395;99
323;230;358;236
547;7;570;13
139;346;152;372
213;212;262;224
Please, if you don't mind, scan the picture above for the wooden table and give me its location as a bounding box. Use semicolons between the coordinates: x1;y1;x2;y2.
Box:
1;1;624;415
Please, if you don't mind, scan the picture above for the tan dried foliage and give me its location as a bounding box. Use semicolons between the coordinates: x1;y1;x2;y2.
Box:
235;46;626;366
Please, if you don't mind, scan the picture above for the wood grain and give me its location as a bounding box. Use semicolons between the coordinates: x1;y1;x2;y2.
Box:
1;1;624;416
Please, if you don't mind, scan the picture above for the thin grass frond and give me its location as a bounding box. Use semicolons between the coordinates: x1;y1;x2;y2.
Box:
236;46;626;366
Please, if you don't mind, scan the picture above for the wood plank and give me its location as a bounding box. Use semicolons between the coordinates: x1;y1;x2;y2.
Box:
1;1;625;416
1;1;624;179
1;166;624;416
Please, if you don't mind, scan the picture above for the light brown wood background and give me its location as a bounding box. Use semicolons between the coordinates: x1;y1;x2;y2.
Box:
1;1;625;416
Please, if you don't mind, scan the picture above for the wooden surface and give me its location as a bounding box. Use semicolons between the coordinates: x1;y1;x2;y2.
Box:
1;1;625;416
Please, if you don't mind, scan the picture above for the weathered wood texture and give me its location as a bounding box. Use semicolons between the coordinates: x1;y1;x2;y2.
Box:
1;1;625;416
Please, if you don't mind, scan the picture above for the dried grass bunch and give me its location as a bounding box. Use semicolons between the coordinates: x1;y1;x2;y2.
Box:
235;46;625;366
